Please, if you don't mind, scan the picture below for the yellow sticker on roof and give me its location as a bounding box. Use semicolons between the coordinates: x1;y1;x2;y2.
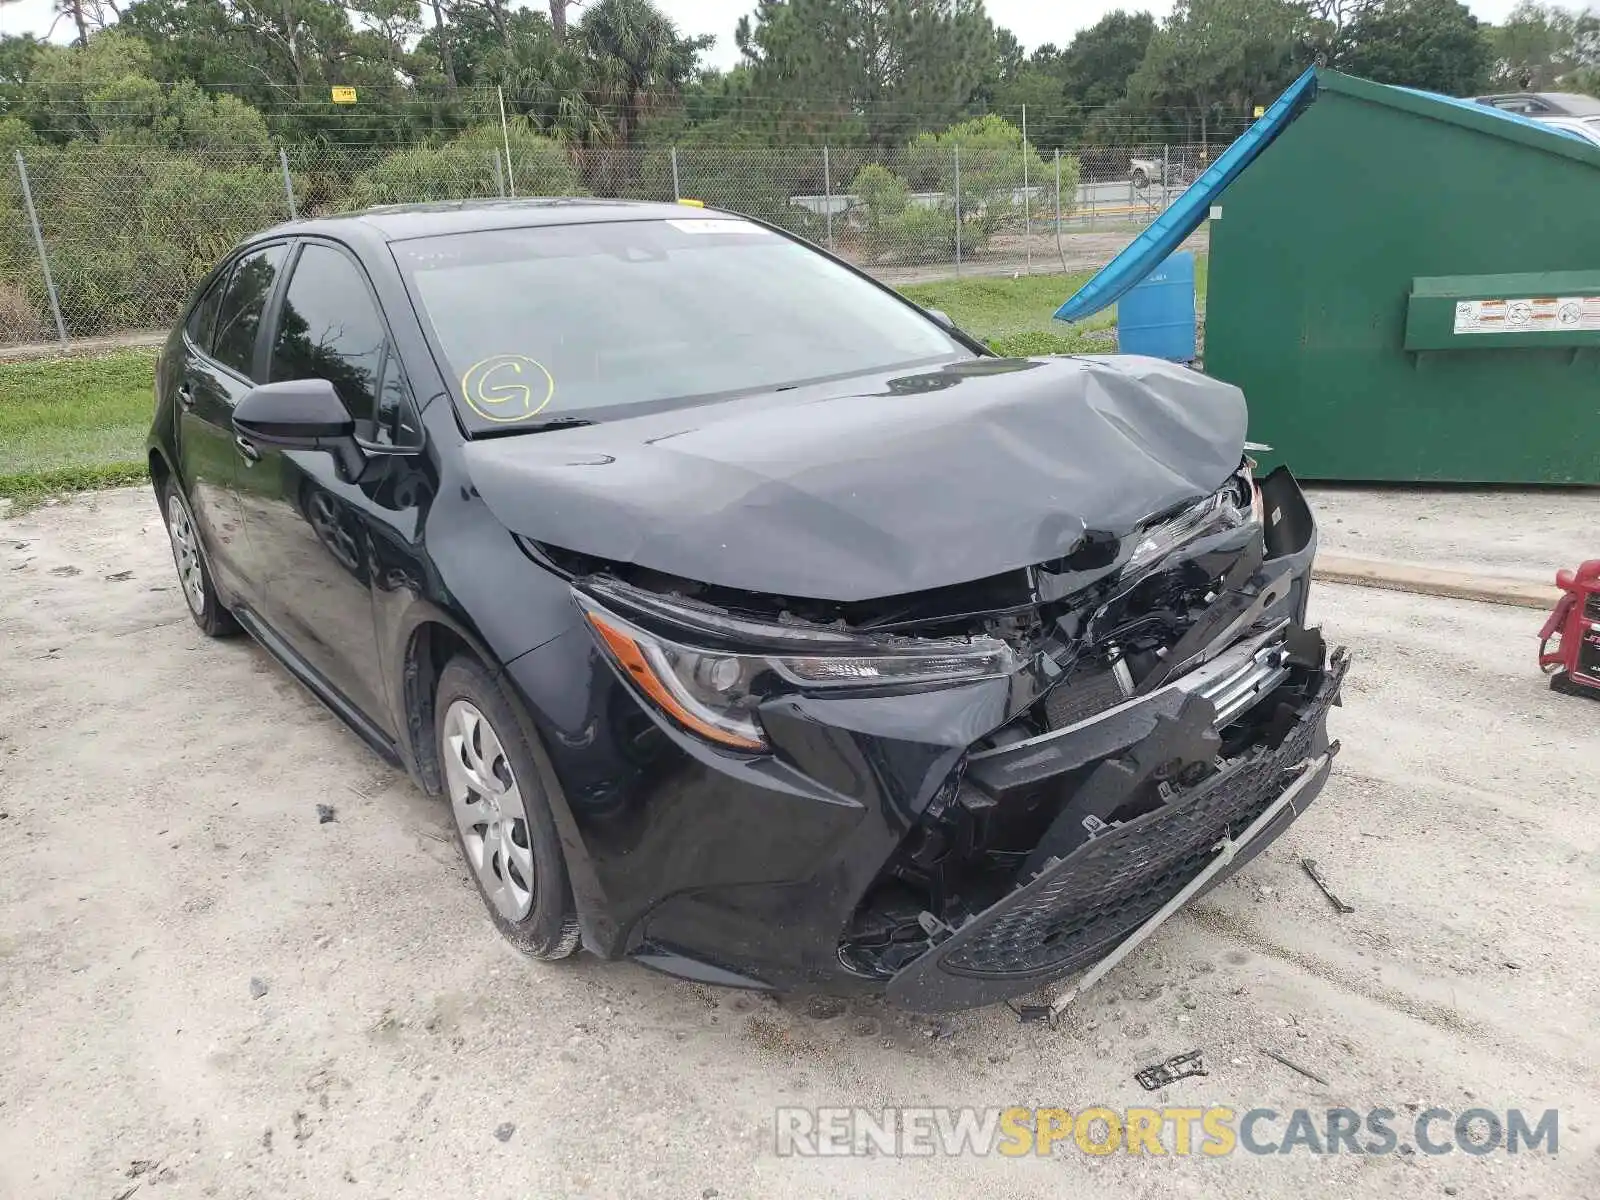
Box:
665;218;768;235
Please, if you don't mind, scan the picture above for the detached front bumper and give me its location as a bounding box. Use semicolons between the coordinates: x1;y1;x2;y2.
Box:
886;633;1348;1012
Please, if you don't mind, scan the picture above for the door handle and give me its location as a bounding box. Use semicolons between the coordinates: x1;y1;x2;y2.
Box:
234;435;261;464
177;384;196;409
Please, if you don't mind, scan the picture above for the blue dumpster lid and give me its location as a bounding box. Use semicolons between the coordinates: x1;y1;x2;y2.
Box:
1055;67;1319;323
1056;69;1598;325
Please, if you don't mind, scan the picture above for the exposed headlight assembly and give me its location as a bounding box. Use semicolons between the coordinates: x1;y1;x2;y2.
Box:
1124;474;1255;573
575;582;1018;752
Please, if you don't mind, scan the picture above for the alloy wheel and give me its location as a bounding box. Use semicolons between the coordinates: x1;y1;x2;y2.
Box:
165;493;206;616
443;699;536;921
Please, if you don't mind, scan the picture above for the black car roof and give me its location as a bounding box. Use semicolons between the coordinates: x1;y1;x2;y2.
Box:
251;197;703;247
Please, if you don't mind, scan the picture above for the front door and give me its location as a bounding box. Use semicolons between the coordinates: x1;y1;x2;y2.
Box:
173;243;286;608
233;240;411;735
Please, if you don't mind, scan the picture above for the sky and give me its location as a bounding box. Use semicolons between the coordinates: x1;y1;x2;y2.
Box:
0;0;1536;69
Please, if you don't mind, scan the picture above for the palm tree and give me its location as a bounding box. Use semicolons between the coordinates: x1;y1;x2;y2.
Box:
575;0;707;145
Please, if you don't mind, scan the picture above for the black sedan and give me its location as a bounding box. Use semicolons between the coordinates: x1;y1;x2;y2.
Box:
148;199;1346;1013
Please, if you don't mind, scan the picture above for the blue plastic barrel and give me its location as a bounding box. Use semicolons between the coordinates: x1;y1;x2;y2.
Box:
1116;251;1197;362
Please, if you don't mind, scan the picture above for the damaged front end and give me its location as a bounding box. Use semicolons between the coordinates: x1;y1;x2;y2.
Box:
556;461;1346;1013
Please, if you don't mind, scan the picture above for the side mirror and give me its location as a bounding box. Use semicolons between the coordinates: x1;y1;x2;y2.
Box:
924;307;956;331
234;379;364;478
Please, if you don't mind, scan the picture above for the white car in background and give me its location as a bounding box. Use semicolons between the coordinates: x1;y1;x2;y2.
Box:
1472;91;1600;145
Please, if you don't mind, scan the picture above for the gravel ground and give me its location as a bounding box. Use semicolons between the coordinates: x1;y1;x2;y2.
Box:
1306;486;1598;585
2;488;1598;1200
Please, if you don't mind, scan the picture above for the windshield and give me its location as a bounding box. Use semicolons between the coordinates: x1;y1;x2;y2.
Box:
393;216;972;431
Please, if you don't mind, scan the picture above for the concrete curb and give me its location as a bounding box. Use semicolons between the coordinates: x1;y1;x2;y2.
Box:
1313;554;1556;610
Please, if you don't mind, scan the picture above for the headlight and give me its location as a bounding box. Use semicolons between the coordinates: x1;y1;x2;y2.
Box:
1125;476;1253;573
575;584;1018;752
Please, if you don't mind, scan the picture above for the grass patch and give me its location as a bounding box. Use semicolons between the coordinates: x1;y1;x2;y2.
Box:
0;349;155;509
899;254;1208;357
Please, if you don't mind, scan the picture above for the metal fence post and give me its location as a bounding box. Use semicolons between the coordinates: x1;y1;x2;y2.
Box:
1054;149;1062;241
15;150;67;346
953;145;961;276
498;85;516;197
1162;143;1170;208
278;147;297;219
670;145;681;201
823;146;834;252
1021;104;1030;274
492;150;506;198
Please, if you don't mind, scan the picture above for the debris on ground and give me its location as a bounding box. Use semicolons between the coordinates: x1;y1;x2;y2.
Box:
105;571;134;582
1301;857;1355;913
1135;1050;1208;1090
316;804;337;824
803;995;845;1020
249;977;269;1000
494;1122;516;1143
1259;1047;1329;1086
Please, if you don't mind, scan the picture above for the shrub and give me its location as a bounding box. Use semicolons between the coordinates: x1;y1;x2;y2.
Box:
848;163;909;254
20;142;288;336
904;114;1050;254
351;120;581;207
884;202;959;266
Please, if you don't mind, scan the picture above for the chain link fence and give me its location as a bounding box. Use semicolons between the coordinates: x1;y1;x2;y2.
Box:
1;139;1212;351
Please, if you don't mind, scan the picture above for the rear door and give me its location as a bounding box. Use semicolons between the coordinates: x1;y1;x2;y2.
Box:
173;243;287;607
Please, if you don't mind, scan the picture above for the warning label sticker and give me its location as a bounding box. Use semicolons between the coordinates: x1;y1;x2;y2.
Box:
1453;296;1600;334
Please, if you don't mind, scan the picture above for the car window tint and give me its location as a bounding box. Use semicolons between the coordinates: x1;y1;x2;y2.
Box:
212;245;286;378
270;244;386;427
186;267;230;353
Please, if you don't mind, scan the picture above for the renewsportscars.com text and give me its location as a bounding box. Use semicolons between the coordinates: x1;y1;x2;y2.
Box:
774;1105;1559;1158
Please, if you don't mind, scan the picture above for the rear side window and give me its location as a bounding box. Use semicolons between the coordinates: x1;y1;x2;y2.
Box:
269;244;387;430
186;268;229;352
212;244;286;379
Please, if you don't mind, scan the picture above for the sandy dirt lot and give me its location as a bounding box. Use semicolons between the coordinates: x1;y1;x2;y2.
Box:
2;487;1598;1200
1307;486;1597;587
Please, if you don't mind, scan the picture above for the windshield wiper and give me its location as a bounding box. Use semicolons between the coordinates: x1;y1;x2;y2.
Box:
478;415;598;437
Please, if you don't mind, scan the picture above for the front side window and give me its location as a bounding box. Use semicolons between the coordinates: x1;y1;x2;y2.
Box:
392;217;971;433
212;244;287;379
269;244;389;432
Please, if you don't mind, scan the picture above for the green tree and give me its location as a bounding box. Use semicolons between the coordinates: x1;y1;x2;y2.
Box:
735;0;1000;146
1060;9;1159;109
1335;0;1491;94
1487;2;1600;90
1128;0;1310;144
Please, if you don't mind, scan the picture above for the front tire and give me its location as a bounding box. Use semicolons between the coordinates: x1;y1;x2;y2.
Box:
160;477;238;638
435;655;581;961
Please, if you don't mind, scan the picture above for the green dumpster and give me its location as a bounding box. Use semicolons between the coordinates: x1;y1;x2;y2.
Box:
1205;71;1600;484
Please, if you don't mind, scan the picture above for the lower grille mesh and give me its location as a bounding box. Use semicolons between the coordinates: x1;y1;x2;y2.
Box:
942;709;1322;979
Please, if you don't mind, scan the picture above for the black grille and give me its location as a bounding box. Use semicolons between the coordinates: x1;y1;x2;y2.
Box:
1585;594;1600;622
940;700;1325;979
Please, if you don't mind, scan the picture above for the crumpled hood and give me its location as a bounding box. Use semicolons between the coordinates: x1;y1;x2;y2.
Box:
461;355;1248;602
